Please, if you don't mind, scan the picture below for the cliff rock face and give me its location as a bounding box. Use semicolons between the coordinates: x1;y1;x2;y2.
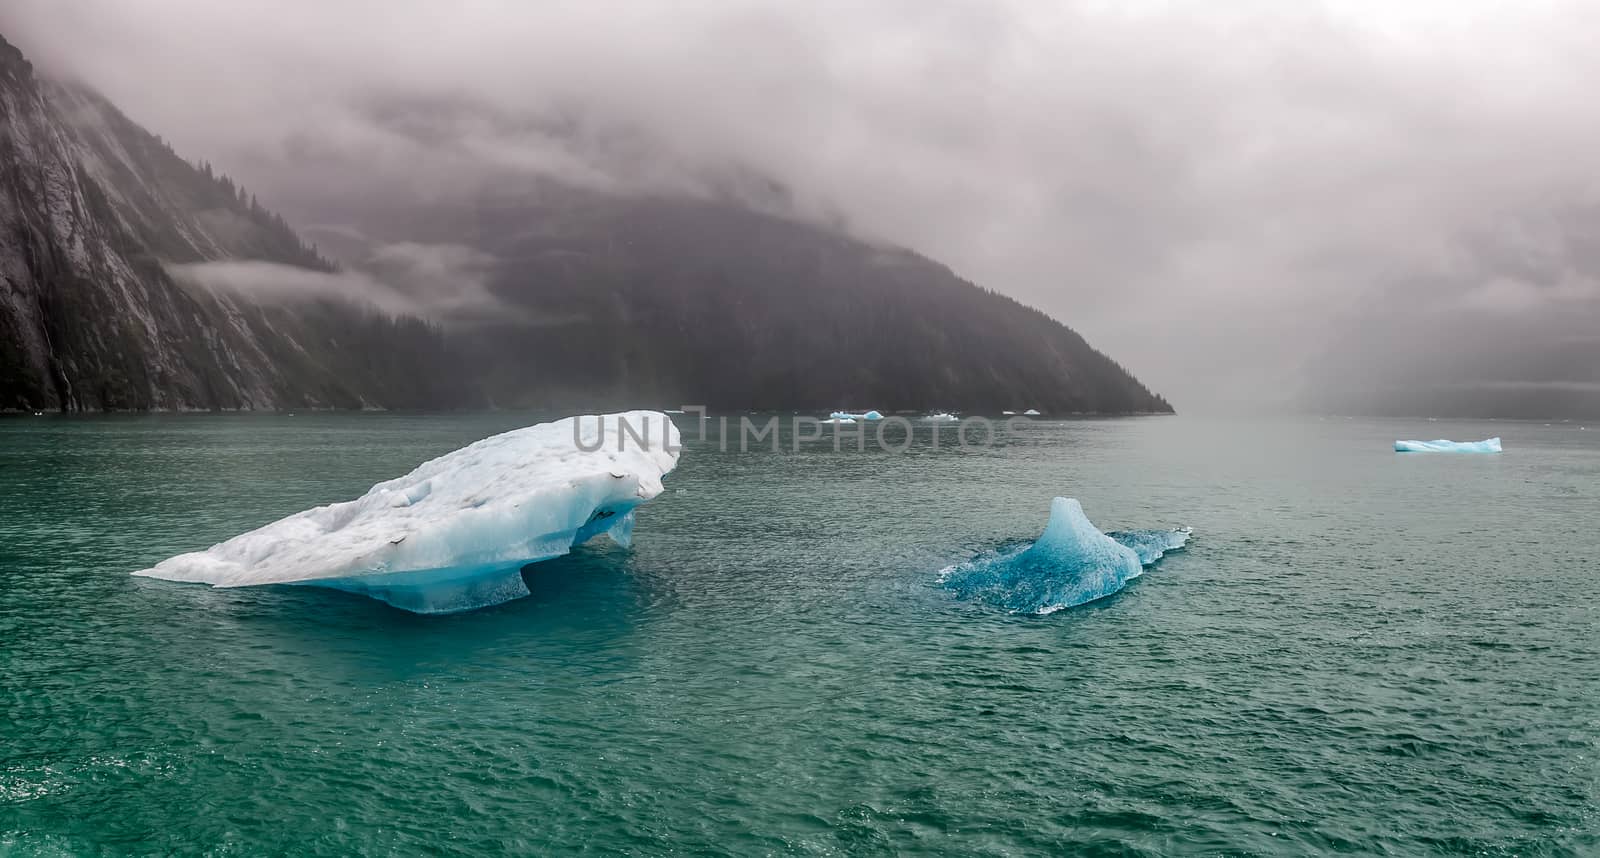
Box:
0;33;456;411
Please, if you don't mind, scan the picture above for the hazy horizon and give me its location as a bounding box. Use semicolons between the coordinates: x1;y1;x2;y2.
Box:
7;1;1600;415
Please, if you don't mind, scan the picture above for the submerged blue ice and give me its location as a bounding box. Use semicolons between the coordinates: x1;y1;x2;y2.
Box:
941;498;1191;614
1394;437;1502;453
1105;527;1195;565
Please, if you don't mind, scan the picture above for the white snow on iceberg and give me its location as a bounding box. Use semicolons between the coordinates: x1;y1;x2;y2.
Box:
1394;437;1502;453
829;410;883;421
1023;409;1041;416
134;411;680;614
923;412;959;422
941;498;1190;614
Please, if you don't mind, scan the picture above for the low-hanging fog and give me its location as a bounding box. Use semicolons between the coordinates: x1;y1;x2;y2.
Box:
6;0;1600;414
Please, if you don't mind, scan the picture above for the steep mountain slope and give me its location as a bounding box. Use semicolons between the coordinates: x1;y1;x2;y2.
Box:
0;33;460;411
306;184;1173;413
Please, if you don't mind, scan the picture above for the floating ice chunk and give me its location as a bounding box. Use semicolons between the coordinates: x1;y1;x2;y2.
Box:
134;411;680;614
923;412;959;422
1002;410;1017;415
1394;437;1502;453
941;498;1190;615
829;410;883;421
1023;409;1041;416
823;417;857;425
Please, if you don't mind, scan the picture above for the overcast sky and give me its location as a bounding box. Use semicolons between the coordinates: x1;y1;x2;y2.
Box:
6;0;1600;411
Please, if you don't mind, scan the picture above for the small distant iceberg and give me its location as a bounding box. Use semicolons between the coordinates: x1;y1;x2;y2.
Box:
829;410;883;421
941;498;1191;615
1394;437;1502;453
134;411;680;614
1023;408;1041;416
822;417;857;425
1002;410;1017;415
922;412;959;422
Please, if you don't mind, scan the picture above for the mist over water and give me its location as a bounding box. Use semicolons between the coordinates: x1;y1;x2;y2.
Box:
3;413;1596;854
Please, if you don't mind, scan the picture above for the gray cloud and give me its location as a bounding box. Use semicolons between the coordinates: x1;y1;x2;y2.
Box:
169;242;512;323
7;0;1600;411
168;261;422;317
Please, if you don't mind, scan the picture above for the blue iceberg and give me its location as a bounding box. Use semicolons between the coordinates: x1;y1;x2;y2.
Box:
1394;437;1502;453
135;411;680;614
829;410;883;420
941;498;1191;614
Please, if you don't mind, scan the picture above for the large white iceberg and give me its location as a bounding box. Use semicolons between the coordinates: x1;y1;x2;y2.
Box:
1394;437;1502;453
922;412;959;422
134;411;680;614
941;498;1191;614
829;410;883;421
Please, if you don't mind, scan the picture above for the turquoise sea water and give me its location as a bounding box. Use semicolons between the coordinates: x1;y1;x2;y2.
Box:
2;413;1597;855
